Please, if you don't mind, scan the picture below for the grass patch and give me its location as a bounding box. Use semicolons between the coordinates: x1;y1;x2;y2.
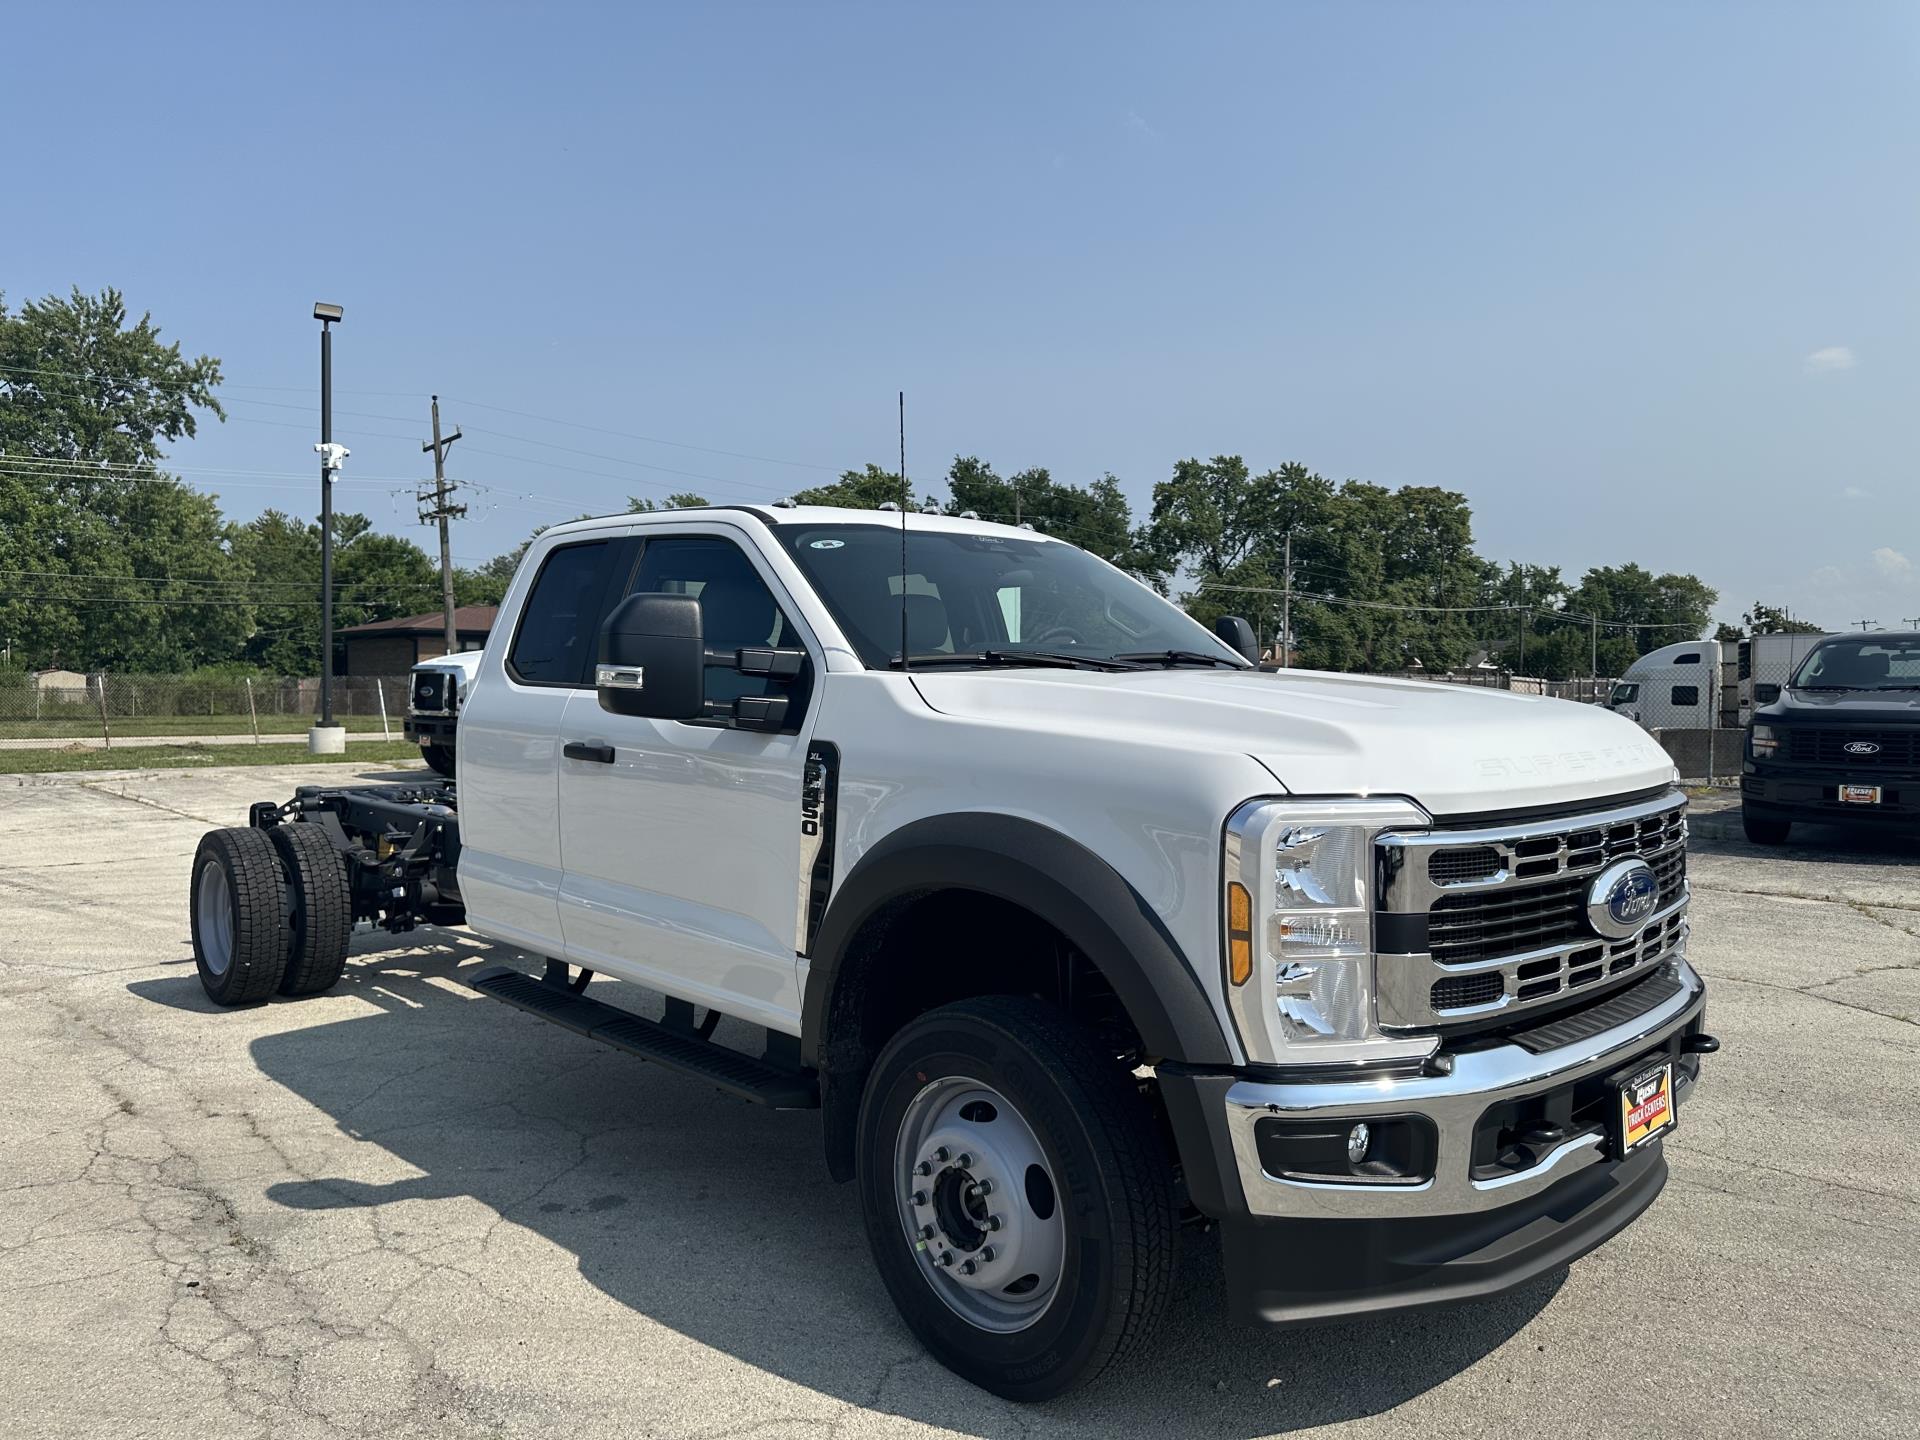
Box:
0;714;391;740
0;741;428;775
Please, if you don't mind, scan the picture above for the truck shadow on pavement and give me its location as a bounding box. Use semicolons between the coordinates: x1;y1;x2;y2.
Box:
134;938;1556;1437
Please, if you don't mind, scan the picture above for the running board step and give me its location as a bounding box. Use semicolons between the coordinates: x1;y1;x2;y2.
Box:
466;965;819;1109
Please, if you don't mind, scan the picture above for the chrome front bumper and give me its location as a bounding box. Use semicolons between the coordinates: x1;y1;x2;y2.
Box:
1222;959;1707;1220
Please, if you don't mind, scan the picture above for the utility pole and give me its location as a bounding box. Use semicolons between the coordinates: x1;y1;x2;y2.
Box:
418;396;465;655
1280;531;1293;668
1590;613;1598;681
1853;619;1879;631
1517;571;1528;676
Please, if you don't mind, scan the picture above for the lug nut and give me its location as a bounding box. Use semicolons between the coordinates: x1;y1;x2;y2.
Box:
914;1160;933;1177
974;1179;994;1197
934;1250;955;1268
955;1152;973;1168
932;1147;950;1163
984;1214;1002;1232
919;1224;936;1241
958;1259;977;1275
979;1246;996;1263
908;1190;927;1207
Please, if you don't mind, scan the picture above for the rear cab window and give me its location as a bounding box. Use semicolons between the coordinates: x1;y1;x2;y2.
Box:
508;540;615;686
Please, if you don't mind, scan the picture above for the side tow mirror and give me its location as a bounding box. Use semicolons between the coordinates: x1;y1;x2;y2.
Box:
597;593;705;719
1213;614;1258;664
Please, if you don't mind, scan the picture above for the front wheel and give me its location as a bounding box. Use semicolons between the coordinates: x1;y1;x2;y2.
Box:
856;997;1177;1401
422;742;455;776
1743;811;1791;846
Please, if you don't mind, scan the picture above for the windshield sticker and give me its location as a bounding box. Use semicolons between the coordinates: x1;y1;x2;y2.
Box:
810;539;845;550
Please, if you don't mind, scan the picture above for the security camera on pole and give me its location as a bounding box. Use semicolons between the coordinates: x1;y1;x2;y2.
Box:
308;302;349;756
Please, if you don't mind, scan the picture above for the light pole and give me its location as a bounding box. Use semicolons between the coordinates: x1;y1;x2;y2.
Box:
310;302;348;755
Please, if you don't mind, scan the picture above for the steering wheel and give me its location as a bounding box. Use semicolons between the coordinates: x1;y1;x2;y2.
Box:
1026;624;1087;648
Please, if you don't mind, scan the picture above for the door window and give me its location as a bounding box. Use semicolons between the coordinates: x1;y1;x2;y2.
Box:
628;536;811;714
509;540;611;686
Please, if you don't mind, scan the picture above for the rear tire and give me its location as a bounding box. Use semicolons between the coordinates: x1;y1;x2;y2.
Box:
190;828;290;1006
856;996;1177;1401
270;823;353;996
1743;811;1791;846
422;743;455;776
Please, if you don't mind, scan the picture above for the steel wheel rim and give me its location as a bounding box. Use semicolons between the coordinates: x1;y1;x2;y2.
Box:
893;1077;1066;1333
196;859;233;977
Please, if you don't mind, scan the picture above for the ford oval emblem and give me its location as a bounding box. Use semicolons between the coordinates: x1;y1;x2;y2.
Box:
1843;741;1881;755
1587;859;1660;940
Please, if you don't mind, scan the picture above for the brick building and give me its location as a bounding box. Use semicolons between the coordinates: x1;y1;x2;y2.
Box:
340;607;495;675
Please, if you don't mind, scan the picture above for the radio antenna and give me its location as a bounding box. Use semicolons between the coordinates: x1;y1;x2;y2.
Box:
898;389;909;671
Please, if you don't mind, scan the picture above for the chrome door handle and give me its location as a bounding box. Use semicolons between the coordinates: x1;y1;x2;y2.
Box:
563;741;616;764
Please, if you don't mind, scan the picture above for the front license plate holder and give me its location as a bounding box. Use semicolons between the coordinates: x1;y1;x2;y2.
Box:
1838;784;1882;805
1611;1059;1675;1156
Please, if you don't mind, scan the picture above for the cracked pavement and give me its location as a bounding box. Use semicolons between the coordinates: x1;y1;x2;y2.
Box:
1;766;1916;1439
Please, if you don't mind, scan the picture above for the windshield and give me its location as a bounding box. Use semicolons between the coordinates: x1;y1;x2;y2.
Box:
1610;683;1639;705
773;524;1247;670
1790;636;1920;691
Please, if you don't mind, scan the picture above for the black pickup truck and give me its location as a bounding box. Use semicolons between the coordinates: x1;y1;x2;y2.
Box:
1741;631;1920;844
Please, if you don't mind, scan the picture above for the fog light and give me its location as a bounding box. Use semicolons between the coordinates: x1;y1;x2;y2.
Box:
1346;1123;1370;1163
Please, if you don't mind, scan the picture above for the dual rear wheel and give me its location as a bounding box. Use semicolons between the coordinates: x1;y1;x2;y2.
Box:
190;824;352;1006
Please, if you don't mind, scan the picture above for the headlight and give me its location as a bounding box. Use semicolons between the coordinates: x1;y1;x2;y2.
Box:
1750;724;1779;759
1224;797;1440;1066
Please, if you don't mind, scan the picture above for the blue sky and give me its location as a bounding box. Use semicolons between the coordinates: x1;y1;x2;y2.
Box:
9;2;1917;631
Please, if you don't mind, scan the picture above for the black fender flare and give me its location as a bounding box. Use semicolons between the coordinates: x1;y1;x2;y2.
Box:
800;813;1233;1178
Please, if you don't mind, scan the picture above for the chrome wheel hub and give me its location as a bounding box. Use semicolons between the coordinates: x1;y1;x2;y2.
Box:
893;1078;1064;1333
195;859;233;977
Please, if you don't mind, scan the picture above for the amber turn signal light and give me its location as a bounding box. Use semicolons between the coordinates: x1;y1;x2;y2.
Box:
1227;881;1253;986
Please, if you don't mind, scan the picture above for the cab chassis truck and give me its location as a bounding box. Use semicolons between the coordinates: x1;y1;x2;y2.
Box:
189;504;1719;1399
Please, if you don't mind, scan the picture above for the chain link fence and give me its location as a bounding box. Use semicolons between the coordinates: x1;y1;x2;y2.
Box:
0;673;412;749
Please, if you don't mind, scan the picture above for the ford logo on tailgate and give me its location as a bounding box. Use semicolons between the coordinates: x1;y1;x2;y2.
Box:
1587;859;1660;939
1844;741;1881;755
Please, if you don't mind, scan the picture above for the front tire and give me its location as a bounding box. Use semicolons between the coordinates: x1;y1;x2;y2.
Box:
856;997;1176;1401
190;828;290;1006
1743;811;1791;846
422;743;455;776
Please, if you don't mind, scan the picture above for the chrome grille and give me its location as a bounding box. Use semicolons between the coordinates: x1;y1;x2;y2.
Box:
1377;790;1690;1032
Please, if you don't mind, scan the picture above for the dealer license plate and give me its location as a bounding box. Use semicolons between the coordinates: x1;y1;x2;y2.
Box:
1838;784;1882;805
1616;1061;1674;1155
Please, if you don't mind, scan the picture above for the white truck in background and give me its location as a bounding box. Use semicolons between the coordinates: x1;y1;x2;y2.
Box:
1607;640;1722;730
403;648;484;775
186;504;1717;1399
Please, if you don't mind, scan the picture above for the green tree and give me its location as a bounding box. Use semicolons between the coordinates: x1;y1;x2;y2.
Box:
1738;602;1823;635
627;491;709;512
943;457;1148;569
0;287;241;670
788;463;926;510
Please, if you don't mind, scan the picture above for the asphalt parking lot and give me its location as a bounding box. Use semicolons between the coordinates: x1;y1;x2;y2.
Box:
2;764;1916;1440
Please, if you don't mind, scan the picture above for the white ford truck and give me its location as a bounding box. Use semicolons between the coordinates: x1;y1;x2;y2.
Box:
189;504;1716;1399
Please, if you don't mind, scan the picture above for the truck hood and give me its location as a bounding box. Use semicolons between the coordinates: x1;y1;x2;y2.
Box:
909;667;1675;818
1760;687;1920;723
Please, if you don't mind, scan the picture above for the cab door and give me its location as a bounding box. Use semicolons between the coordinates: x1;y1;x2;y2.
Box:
455;529;634;955
554;527;820;1032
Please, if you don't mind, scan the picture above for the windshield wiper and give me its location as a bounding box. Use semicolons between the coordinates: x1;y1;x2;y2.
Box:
1114;649;1248;669
888;650;1142;672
